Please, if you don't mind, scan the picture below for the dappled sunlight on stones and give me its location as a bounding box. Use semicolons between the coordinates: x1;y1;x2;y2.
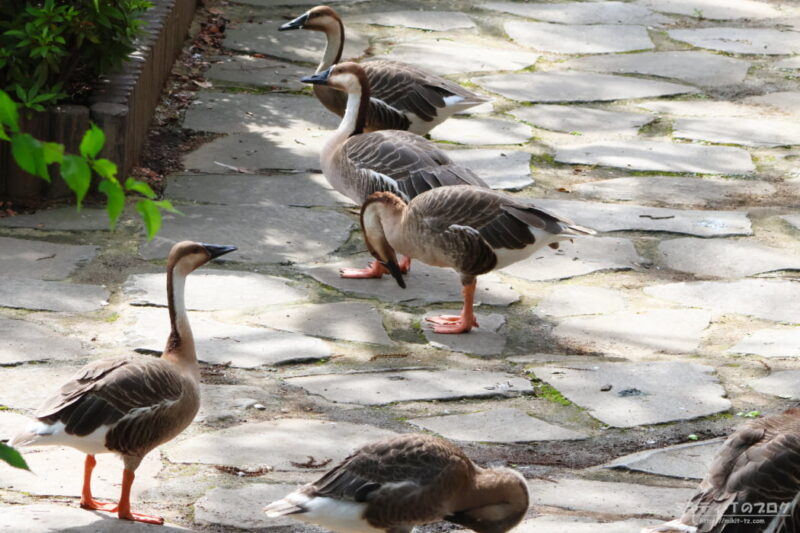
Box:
205;55;311;90
480;1;669;25
727;328;800;358
0;504;190;532
674;117;800;147
604;438;725;480
511;105;653;135
669;27;800;55
183;131;323;172
504;21;653;54
444;149;533;190
0;207;109;231
752;371;800;399
0;316;84;365
195;484;319;529
637;0;792;20
534;286;627;318
0;237;97;281
0;277;109;313
225;22;367;63
0;364;83;411
656;238;800;278
349;11;476;31
429;117;532;145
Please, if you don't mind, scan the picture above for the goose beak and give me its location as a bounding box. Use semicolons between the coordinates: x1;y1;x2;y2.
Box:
301;67;332;85
279;13;308;31
383;259;406;289
201;243;238;260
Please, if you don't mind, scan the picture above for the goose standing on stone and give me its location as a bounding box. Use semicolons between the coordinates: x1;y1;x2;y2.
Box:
280;5;489;134
359;186;594;333
301;62;489;280
10;240;237;524
265;433;529;533
642;408;800;533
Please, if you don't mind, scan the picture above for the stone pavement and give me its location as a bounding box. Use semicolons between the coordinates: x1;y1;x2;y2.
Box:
1;0;800;531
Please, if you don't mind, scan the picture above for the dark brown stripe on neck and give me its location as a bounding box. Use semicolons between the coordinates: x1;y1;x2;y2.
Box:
334;17;345;64
166;265;182;351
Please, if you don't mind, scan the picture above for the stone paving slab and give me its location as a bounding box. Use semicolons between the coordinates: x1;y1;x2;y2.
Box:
783;215;800;230
637;100;763;118
752;371;800;399
183;131;323;172
573;176;776;207
0;208;109;231
232;0;368;6
533;286;627;318
527;477;694;518
604;438;724;480
0;316;84;365
533;362;731;427
286;369;533;405
248;302;394;345
349;10;476;31
645;280;800;323
444;149;533;190
775;57;800;70
423;310;506;356
197;384;279;424
0;503;190;532
0;277;109;313
515;516;656;533
165;173;352;207
481;1;669;25
205;55;309;90
0;411;32;440
504;21;653;54
636;0;789;20
669;28;800;55
0;364;82;411
302;260;519;306
727;328;800;357
553;140;755;174
656;238;800;278
166;418;397;469
124;306;331;368
746;91;800;116
195;484;305;529
501;236;646;281
0;236;97;281
408;407;587;442
474;71;698;103
532;199;752;237
559;51;750;88
429;117;532;145
123;271;308;310
552;309;711;356
512;105;653;135
674;117;800;147
138;205;353;264
375;39;539;75
225;22;367;64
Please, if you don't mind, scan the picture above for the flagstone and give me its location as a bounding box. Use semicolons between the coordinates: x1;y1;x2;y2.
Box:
429;117;532;145
745;91;800;116
0;277;108;313
674;117;800;147
204;55;309;90
636;0;789;20
656;238;800;278
504;21;653;54
533;286;627;318
481;1;669;25
349;11;476;31
197;384;281;424
0;236;96;281
444;149;533;190
783;215;800;230
752;370;800;398
423;311;506;356
195;484;303;529
183;131;324;172
0;411;30;440
605;438;724;480
0;503;190;532
515;516;659;533
225;22;367;63
727;328;800;357
774;57;800;70
638;100;762;117
511;105;652;135
669;28;800;55
0;208;109;231
0;317;84;365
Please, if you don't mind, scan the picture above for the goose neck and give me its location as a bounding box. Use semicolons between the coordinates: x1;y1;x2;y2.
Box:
318;18;345;72
163;264;198;374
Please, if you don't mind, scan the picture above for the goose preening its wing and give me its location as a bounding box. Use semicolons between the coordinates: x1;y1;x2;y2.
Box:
264;433;529;533
359;186;594;333
10;241;237;524
280;5;488;134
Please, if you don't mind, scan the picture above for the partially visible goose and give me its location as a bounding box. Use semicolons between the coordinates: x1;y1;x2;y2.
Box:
10;240;236;524
642;408;800;533
302;62;489;280
280;5;488;134
264;433;529;533
359;186;594;333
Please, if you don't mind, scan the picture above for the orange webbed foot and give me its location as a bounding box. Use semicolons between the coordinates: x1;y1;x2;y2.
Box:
119;510;164;525
340;260;388;279
398;256;412;274
80;499;118;513
427;314;479;334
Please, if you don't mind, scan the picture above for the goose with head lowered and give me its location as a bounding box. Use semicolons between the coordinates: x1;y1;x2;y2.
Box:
10;240;236;524
265;432;530;533
280;5;488;134
360;186;594;333
301;62;489;280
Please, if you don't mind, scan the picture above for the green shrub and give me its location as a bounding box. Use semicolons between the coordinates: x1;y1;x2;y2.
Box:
0;0;152;111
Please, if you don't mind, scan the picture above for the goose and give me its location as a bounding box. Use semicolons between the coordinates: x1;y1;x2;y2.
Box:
9;240;237;524
642;408;800;533
301;61;489;280
280;5;489;134
264;432;529;533
359;186;594;333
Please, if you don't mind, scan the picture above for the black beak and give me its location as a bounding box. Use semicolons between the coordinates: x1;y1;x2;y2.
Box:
301;67;332;85
279;13;308;31
201;243;237;260
383;260;406;289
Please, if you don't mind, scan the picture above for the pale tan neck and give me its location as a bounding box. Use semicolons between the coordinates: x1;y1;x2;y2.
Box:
317;19;344;72
163;264;199;377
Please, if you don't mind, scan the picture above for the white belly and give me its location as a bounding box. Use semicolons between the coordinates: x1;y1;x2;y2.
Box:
22;420;112;455
296;496;382;533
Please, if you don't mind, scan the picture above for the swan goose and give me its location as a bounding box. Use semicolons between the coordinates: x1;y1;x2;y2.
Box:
280;5;489;134
265;433;529;533
642;408;800;533
10;240;237;524
360;186;594;333
301;61;489;280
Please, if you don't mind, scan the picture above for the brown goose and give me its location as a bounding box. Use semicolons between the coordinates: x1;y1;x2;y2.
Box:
10;240;236;524
279;5;488;134
359;186;594;333
642;408;800;533
264;433;529;533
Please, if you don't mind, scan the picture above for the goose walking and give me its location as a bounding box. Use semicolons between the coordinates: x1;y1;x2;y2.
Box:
301;62;489;280
265;433;529;533
359;186;594;333
10;240;237;524
642;408;800;533
280;5;488;134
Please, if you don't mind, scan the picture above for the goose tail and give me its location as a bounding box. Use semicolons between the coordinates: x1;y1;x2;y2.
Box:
264;496;306;517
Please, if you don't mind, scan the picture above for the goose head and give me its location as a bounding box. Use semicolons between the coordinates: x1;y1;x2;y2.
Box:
167;241;237;276
360;192;406;289
279;5;341;32
449;468;529;533
301;62;367;95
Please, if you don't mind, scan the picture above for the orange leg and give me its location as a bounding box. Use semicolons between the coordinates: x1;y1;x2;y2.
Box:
340;260;388;279
426;281;479;334
80;455;118;512
117;469;163;524
398;256;412;274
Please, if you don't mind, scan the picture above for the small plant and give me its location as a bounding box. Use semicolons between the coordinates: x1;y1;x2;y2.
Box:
0;442;29;470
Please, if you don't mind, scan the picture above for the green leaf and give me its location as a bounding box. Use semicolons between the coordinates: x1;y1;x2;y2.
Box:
0;442;30;471
42;142;64;165
124;177;155;199
92;158;117;180
687;434;699;441
79;123;104;160
11;133;49;181
136;199;161;240
60;155;91;207
98;179;124;229
0;90;19;133
153;199;181;214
